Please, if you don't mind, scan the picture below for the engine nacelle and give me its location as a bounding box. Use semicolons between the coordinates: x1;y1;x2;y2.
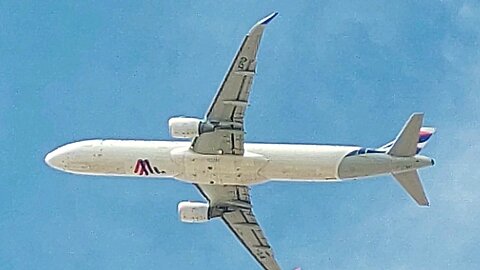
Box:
168;117;202;139
177;201;209;223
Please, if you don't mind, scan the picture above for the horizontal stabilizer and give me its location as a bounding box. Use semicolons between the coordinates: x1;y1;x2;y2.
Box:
388;113;424;157
392;170;429;206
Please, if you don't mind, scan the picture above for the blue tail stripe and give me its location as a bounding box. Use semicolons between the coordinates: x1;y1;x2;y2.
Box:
418;133;432;143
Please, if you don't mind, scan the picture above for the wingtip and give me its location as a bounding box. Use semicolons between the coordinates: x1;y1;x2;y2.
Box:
248;12;279;35
411;112;425;118
417;195;430;207
260;12;279;25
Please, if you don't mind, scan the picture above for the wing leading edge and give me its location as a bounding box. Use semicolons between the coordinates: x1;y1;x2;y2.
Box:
195;184;281;270
191;13;281;270
191;12;278;155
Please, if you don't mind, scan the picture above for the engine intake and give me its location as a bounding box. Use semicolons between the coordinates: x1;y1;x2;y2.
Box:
168;117;201;139
177;201;209;223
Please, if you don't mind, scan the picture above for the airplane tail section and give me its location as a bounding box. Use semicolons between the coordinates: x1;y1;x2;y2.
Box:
383;113;433;206
387;113;424;157
378;114;436;155
416;127;436;153
392;170;429;206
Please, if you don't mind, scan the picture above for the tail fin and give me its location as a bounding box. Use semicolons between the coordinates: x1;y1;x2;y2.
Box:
392;170;429;206
417;127;436;153
379;116;436;155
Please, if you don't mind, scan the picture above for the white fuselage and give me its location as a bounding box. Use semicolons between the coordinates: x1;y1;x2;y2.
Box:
45;140;433;185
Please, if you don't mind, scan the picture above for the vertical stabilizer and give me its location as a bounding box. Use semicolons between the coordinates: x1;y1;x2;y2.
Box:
388;113;424;157
392;170;429;206
379;127;436;154
416;127;436;153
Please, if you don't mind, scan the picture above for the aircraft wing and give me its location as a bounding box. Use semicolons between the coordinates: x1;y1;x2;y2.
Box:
195;184;281;270
191;12;278;155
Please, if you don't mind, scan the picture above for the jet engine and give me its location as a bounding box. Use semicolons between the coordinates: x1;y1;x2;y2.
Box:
168;117;202;139
177;201;209;223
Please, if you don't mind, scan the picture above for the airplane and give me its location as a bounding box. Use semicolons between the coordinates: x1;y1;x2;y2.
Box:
44;12;436;270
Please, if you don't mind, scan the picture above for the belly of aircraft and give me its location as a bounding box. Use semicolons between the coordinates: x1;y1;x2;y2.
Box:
247;143;357;182
56;140;358;185
171;143;357;185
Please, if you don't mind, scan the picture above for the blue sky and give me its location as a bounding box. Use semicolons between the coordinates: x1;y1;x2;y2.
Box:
1;1;479;269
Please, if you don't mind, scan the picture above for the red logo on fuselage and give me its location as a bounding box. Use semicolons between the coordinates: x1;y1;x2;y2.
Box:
134;159;165;175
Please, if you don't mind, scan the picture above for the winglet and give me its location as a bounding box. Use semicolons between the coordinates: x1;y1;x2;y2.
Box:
260;12;279;25
249;12;279;35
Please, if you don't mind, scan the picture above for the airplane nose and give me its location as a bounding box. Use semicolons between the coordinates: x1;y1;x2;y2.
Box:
44;149;65;169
